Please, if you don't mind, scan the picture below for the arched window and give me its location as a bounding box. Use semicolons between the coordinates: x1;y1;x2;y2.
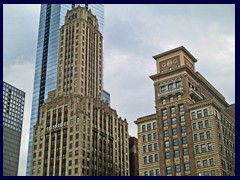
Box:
175;78;182;89
168;80;174;91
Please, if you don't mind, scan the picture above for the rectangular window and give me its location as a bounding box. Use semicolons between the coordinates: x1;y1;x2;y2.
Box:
174;150;179;157
162;109;167;116
179;104;184;112
208;143;212;151
164;130;169;137
154;143;158;151
149;170;154;176
165;141;170;148
148;144;152;152
205;120;209;128
166;167;172;174
197;161;201;168
143;146;146;153
192;123;197;130
170;97;174;102
148;134;152;141
206;131;211;139
173;139;178;146
173;128;177;135
194;134;198;141
185;163;190;171
197;110;202;118
182;137;187;144
211;170;215;176
171;107;176;114
198;121;203;129
175;164;181;173
155;154;159;162
153;122;157;129
143;135;146;142
209;158;214;166
203;109;208;117
147;123;151;131
183;148;189;155
191;112;196;120
171;118;176;125
200;132;204;140
144;171;148;176
204;171;209;176
153;133;157;140
142;125;146;132
201;144;206;152
180;115;185;122
149;155;153;163
144;157;147;164
203;160;208;167
165;152;170;159
163;120;168;127
161;85;166;93
155;169;160;176
181;126;186;133
195;145;199;153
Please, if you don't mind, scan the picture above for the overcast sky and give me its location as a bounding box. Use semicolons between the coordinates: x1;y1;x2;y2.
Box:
3;4;235;176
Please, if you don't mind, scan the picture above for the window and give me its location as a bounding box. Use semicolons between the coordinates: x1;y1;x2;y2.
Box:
168;82;174;91
198;121;203;129
174;150;179;157
143;146;146;153
148;134;152;141
203;160;208;167
206;131;211;139
201;144;206;152
172;128;177;135
197;161;201;168
194;134;198;141
211;170;216;176
177;94;182;100
162;99;166;104
173;139;178;146
144;171;148;176
200;132;204;140
149;170;154;176
191;112;196;120
153;133;158;140
155;169;160;176
165;152;170;159
162;109;167;116
143;135;146;142
142;125;146;132
179;104;184;112
164;130;169;137
197;110;202;118
165;141;170;148
171;107;176;114
192;123;197;130
166;167;172;174
204;171;209;176
182;137;187;144
161;85;166;93
147;123;151;131
183;148;189;155
195;145;199;153
144;157;147;164
205;120;209;128
185;163;190;171
155;154;159;162
180;115;185;122
203;109;208;117
170;97;174;102
154;143;158;151
181;126;186;133
163;120;168;127
149;155;153;163
208;143;212;151
175;164;181;173
209;158;214;166
148;144;152;152
171;118;176;125
153;122;157;129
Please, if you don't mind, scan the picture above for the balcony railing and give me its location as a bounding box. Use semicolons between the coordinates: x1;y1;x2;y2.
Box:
158;87;183;99
189;87;203;101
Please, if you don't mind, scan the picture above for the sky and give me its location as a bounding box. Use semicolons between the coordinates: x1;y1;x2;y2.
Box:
3;4;235;176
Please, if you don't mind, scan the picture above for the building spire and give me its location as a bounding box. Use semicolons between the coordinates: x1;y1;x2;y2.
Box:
72;4;75;9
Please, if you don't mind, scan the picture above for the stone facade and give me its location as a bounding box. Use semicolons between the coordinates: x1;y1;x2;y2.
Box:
135;46;235;176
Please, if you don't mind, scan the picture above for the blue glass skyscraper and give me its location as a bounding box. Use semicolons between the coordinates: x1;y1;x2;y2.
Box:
26;4;104;176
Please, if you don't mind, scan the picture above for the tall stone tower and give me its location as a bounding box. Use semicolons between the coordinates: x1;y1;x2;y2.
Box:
30;6;129;176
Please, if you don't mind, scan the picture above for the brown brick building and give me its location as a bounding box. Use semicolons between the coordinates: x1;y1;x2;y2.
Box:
135;46;235;176
129;137;139;176
30;5;129;176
